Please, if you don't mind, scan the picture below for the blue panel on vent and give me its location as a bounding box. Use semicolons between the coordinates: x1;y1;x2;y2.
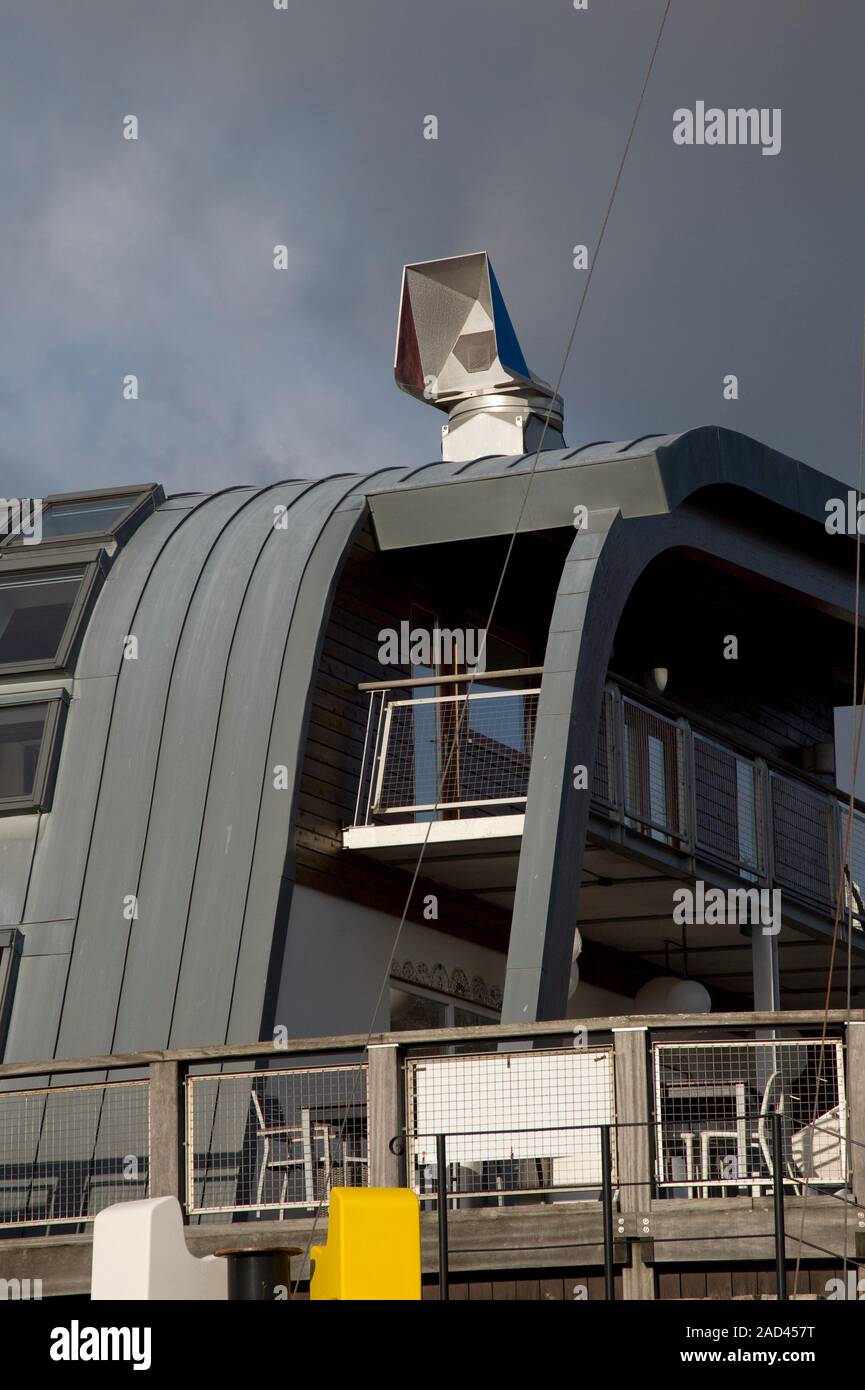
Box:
489;264;530;380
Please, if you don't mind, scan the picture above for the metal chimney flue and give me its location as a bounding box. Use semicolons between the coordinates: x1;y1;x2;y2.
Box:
394;251;565;463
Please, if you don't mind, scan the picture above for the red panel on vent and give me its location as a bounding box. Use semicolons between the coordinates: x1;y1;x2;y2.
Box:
395;285;424;391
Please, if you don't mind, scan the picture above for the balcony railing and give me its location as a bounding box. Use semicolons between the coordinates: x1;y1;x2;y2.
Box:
186;1064;368;1218
354;669;540;823
0;1013;860;1237
0;1078;149;1228
406;1044;617;1200
653;1038;847;1198
351;675;865;927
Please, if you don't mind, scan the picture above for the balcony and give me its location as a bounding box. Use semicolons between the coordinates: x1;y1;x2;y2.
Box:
344;668;538;853
344;674;865;938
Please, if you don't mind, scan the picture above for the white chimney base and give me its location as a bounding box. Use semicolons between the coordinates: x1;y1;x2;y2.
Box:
442;391;565;463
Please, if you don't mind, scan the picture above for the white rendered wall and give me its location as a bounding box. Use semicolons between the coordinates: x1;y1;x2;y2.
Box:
278;884;634;1037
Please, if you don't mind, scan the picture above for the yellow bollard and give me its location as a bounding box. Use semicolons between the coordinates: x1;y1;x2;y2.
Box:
309;1188;421;1300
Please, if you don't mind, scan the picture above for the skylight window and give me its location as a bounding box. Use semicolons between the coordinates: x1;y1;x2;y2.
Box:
1;485;160;549
0;703;50;800
0;692;68;813
0;568;87;672
37;496;135;541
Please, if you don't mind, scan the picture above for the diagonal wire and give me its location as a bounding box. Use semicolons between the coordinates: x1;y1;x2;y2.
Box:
791;277;865;1298
290;0;673;1293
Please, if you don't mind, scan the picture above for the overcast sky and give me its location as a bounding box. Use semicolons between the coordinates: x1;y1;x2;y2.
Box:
2;0;863;498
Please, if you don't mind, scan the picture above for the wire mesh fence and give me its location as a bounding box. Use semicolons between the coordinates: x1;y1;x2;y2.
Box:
653;1039;847;1199
372;687;538;817
591;687;617;810
622;698;686;844
185;1065;368;1217
406;1047;616;1201
693;733;764;876
771;774;836;907
0;1079;149;1228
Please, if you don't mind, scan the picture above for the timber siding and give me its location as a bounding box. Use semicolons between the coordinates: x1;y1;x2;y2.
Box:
612;550;841;772
293;522;557;948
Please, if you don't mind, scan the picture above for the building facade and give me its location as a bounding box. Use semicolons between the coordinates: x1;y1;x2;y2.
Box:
0;425;862;1069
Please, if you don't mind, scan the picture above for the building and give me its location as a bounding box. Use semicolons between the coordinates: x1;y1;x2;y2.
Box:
1;255;863;1298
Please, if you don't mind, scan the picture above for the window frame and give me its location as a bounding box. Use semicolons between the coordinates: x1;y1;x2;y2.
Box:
0;555;107;677
0;926;23;1057
389;977;500;1029
0;688;69;815
0;483;162;553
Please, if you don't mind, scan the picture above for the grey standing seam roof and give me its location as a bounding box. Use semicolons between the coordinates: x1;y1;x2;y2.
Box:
0;425;856;1058
1;470;403;1061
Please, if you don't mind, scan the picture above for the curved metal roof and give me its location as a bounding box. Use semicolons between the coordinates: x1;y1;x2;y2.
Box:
2;470;405;1060
0;426;853;1059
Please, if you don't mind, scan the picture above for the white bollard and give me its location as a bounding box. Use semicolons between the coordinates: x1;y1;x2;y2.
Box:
91;1196;228;1300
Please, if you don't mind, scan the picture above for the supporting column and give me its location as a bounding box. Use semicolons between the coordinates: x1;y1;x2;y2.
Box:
750;929;781;1125
750;924;780;1011
367;1044;403;1187
613;1027;655;1299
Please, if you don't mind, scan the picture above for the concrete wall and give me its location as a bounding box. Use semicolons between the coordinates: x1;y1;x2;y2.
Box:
567;980;634;1019
276;884;634;1037
276;884;508;1039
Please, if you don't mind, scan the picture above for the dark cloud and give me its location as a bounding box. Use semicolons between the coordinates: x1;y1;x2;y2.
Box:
1;0;863;495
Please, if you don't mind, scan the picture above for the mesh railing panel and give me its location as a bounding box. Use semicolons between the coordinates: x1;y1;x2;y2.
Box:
591;688;617;809
186;1065;367;1216
374;689;538;815
406;1047;615;1200
622;698;686;842
693;734;763;875
771;774;835;906
653;1040;847;1198
0;1080;149;1228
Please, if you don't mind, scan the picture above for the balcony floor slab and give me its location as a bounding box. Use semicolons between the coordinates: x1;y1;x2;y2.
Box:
343;813;525;854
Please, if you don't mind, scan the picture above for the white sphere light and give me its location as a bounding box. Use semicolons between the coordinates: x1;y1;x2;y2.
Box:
634;976;711;1014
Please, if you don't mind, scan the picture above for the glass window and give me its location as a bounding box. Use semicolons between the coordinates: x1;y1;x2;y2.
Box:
390;988;448;1031
38;496;134;541
0;926;23;1056
0;569;83;667
0;703;49;800
4;494;142;545
389;982;499;1036
467;630;530;753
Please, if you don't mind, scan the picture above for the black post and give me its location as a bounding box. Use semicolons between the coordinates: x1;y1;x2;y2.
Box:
772;1112;787;1301
601;1124;615;1301
436;1133;450;1301
215;1247;300;1300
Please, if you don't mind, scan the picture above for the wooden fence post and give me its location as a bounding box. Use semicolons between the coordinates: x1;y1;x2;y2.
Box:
367;1044;403;1187
148;1060;183;1203
613;1027;655;1299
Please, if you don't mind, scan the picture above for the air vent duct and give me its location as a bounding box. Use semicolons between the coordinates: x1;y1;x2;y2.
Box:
395;252;565;463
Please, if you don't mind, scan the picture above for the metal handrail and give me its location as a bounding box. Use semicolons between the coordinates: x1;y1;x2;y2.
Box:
367;683;537;819
4;1011;861;1082
358;666;544;691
